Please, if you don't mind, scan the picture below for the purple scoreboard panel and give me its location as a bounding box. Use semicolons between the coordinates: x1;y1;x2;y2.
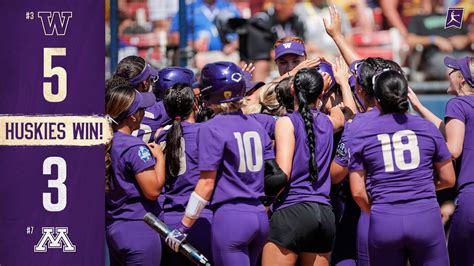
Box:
0;1;105;265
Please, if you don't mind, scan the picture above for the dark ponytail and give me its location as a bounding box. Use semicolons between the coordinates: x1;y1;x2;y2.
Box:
294;68;324;183
276;76;294;113
373;70;409;114
163;83;195;177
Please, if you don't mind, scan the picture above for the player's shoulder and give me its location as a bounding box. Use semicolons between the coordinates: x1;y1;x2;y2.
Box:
447;95;474;109
113;132;149;156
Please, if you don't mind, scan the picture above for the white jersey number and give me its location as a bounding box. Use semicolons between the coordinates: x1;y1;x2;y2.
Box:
377;130;421;172
234;131;263;173
132;111;155;143
43;156;67;212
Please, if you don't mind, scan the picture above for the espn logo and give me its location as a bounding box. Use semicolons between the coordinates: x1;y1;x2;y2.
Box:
34;227;76;252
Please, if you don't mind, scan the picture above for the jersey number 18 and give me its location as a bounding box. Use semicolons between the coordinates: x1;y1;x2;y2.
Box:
377;130;421;172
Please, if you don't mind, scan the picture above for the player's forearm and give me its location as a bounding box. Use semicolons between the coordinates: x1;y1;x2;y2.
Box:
340;82;357;120
417;105;445;136
332;34;361;66
353;193;371;213
154;158;166;192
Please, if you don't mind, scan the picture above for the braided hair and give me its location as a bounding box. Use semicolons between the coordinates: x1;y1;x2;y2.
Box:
293;68;324;183
163;83;195;177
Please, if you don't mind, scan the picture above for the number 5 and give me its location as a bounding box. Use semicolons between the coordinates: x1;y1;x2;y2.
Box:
43;157;67;212
43;48;67;102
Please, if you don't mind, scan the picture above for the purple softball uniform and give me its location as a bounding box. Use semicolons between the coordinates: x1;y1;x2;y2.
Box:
156;122;213;265
349;113;452;265
247;113;277;139
445;95;474;266
134;101;172;143
198;110;274;266
106;131;162;265
334;108;380;266
274;109;334;210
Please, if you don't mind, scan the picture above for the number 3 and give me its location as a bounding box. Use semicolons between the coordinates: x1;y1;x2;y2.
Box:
43;157;67;212
377;130;420;172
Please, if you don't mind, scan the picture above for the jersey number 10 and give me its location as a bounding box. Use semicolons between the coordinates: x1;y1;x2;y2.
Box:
234;131;263;173
377;130;421;172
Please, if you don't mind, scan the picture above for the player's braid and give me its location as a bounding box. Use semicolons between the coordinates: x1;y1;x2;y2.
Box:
294;69;319;183
163;84;195;177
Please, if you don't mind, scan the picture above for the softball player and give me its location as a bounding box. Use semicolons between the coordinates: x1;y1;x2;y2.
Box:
408;56;474;265
105;85;165;265
116;57;196;143
164;62;287;266
330;57;404;266
263;67;345;266
349;69;455;266
155;83;213;266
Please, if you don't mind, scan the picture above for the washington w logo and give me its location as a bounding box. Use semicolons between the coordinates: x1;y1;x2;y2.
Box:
37;12;73;36
34;227;76;252
283;43;292;49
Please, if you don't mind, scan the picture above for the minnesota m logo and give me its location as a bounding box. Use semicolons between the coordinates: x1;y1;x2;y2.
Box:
34;227;76;252
37;12;73;36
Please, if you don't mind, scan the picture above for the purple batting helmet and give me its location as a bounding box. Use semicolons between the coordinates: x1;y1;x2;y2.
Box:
199;61;246;106
155;67;196;98
316;61;336;90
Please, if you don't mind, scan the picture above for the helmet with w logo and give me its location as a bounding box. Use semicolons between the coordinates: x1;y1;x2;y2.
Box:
199;62;246;106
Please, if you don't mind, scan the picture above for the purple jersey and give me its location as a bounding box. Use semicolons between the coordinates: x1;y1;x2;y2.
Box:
335;109;380;168
349;113;452;205
156;122;202;211
247;113;278;139
106;131;160;221
133;101;172;143
198;111;275;208
274;109;334;210
445;95;474;192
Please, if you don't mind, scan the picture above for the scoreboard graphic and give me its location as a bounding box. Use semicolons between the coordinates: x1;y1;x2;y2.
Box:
0;1;106;265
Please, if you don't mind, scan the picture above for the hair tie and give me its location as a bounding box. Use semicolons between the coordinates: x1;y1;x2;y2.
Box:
175;116;181;122
105;115;119;125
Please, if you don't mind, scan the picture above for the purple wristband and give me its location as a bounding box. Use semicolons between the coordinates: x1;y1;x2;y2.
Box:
177;222;190;234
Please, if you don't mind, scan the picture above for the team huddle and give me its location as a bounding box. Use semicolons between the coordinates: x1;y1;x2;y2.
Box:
104;8;474;266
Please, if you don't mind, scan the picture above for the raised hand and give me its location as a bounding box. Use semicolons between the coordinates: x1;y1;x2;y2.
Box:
323;5;342;38
332;56;351;86
241;62;256;74
407;87;422;113
289;57;321;76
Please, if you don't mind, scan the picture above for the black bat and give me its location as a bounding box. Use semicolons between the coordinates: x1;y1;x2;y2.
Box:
143;213;211;266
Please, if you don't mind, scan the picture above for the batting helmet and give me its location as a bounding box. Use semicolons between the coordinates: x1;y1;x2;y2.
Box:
199;62;246;106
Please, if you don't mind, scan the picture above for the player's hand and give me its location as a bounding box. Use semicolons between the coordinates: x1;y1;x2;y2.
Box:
322;72;333;93
407;87;422;113
332;56;351;87
147;143;163;160
289;57;321;76
323;5;342;38
434;36;453;53
241;62;256;74
165;228;187;252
